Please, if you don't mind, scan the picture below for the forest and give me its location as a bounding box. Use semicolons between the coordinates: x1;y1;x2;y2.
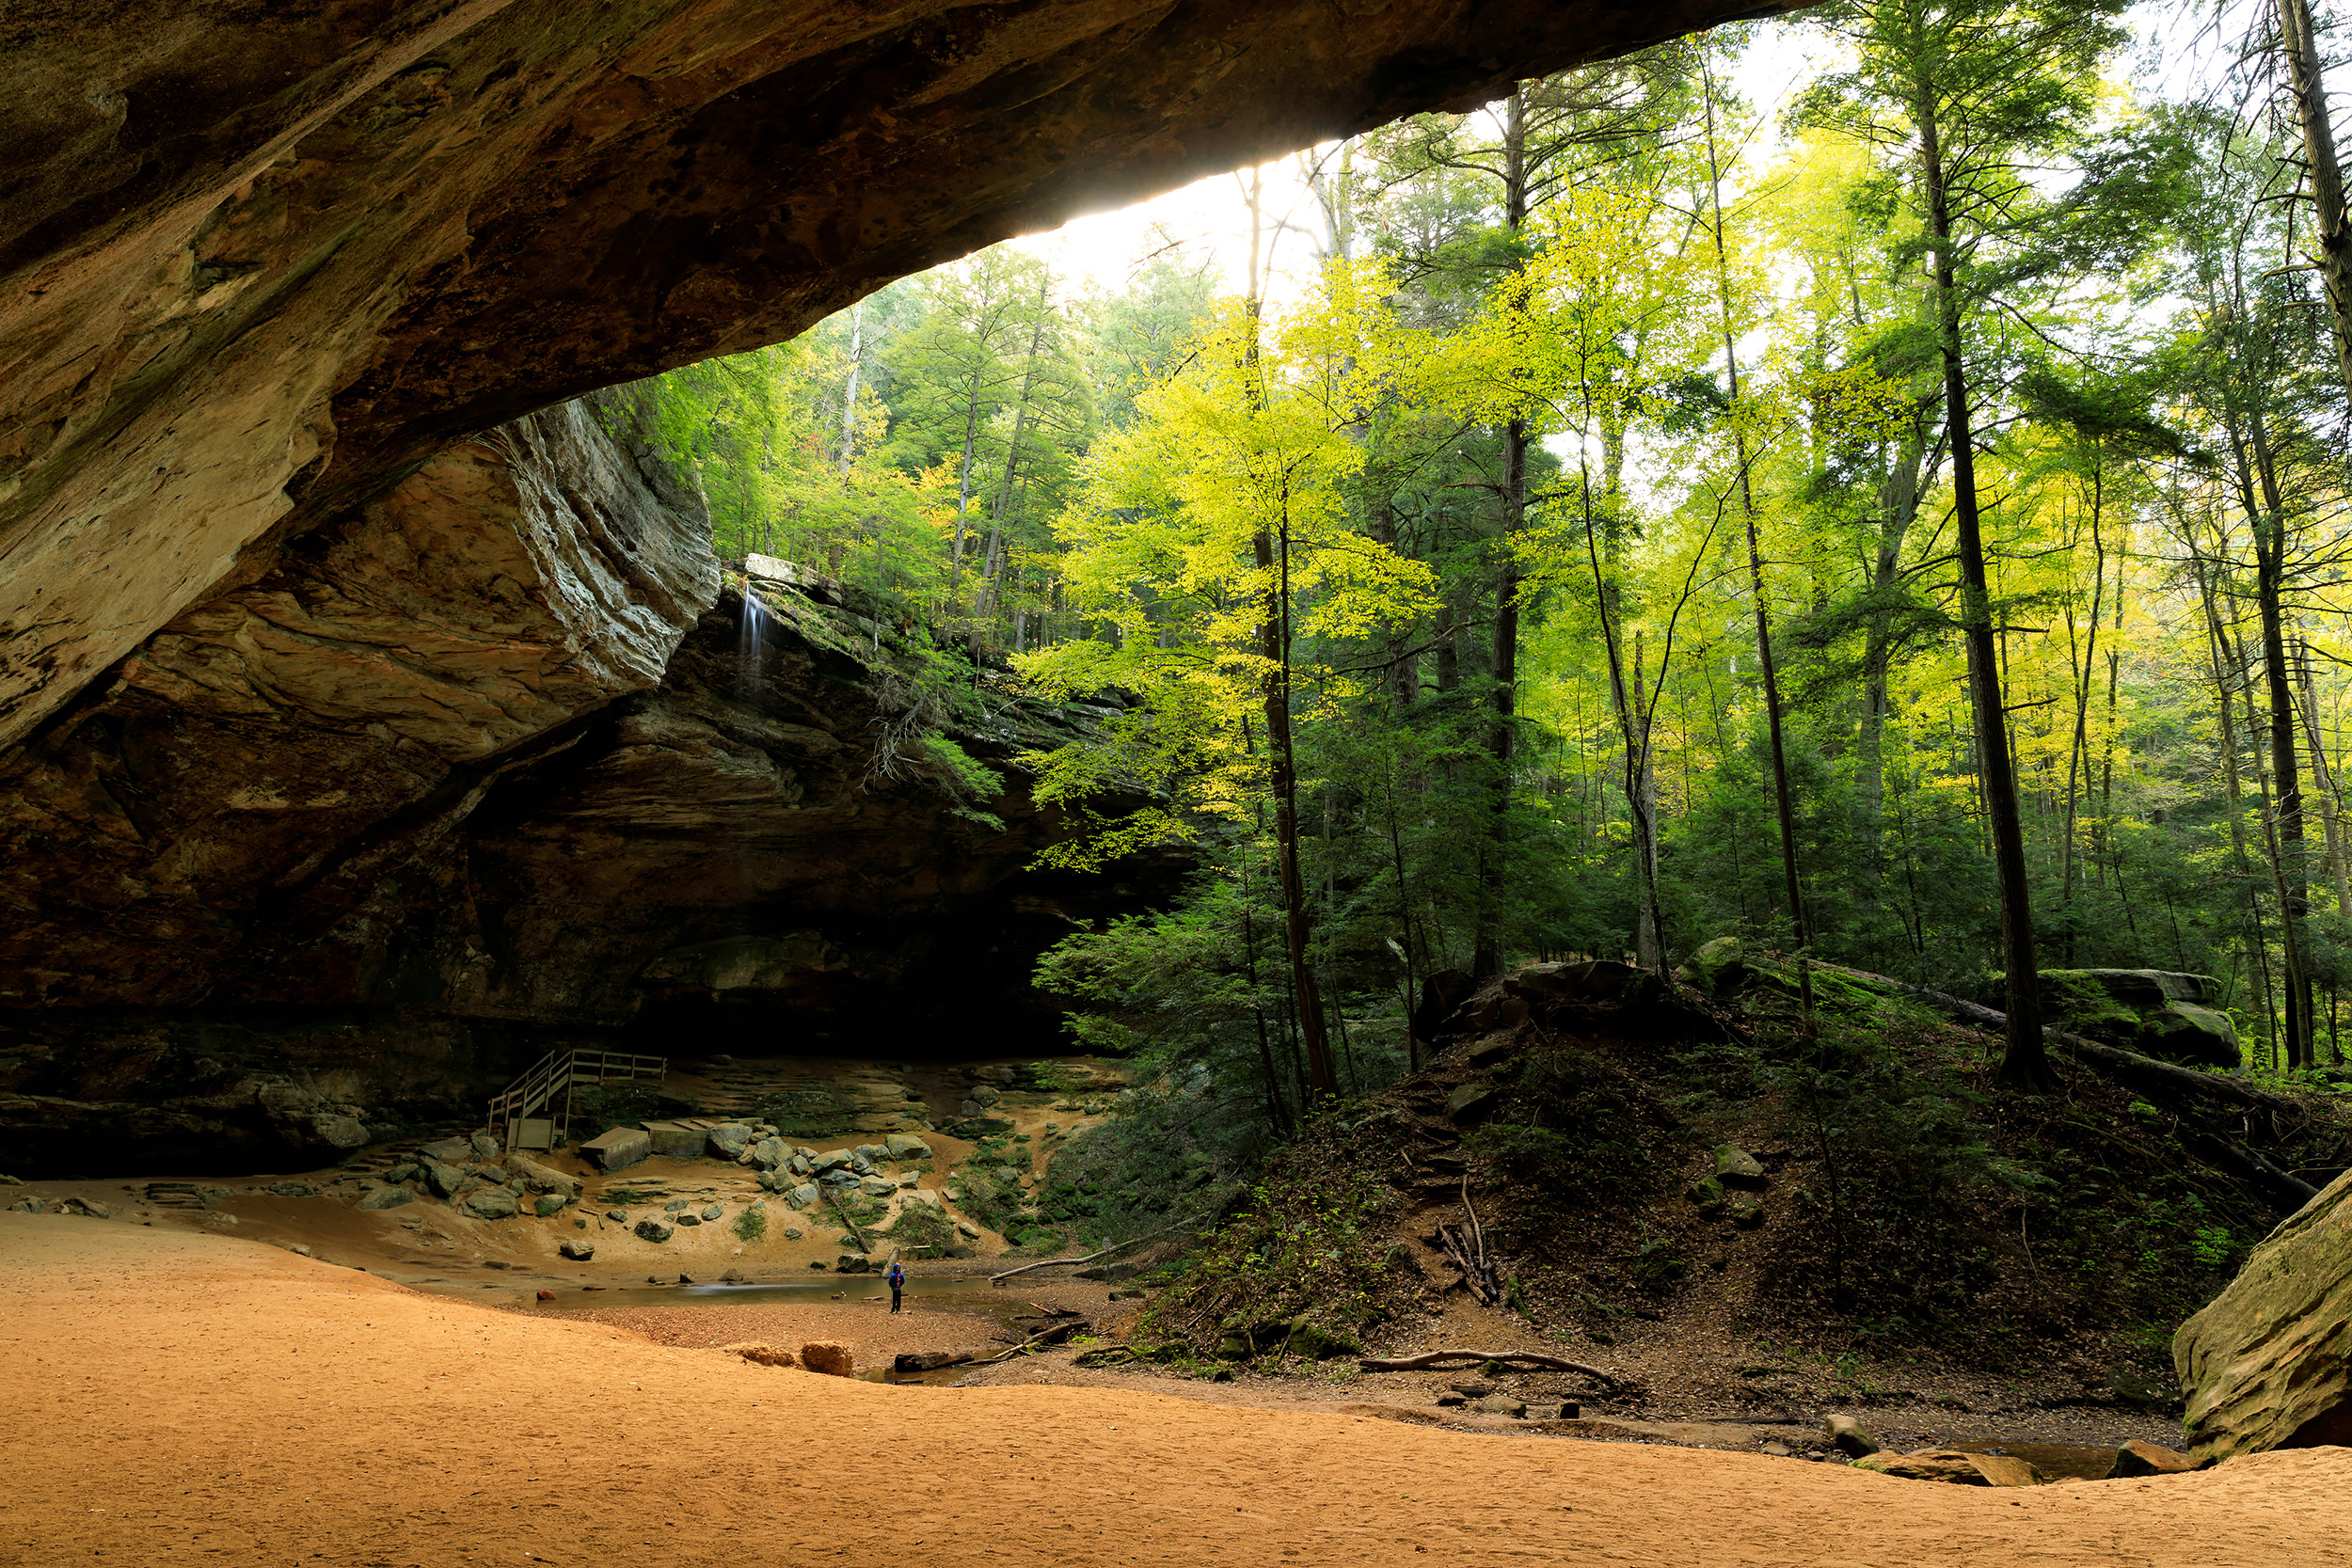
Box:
631;0;2352;1154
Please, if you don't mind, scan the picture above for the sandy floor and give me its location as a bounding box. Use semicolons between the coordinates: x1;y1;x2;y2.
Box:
6;1212;2348;1567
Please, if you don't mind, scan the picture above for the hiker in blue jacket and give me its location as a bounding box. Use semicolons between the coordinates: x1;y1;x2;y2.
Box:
887;1259;906;1313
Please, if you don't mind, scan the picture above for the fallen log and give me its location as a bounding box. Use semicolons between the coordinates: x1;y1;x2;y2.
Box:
1814;962;2306;1119
970;1319;1087;1365
1811;961;2319;1210
1358;1348;1626;1386
988;1222;1189;1285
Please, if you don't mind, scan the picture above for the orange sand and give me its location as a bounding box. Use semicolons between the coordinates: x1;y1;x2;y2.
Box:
3;1212;2346;1567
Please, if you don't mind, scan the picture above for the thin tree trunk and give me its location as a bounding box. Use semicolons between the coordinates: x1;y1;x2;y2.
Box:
1917;71;2047;1088
2278;0;2352;401
837;302;865;478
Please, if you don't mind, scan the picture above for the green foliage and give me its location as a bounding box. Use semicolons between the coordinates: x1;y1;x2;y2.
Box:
1140;1169;1401;1355
733;1206;767;1243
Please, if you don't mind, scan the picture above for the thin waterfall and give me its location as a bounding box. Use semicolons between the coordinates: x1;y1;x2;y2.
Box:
739;580;774;705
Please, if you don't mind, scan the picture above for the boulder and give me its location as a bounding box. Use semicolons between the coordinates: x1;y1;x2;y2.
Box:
606;1209;628;1222
756;1169;784;1192
884;1134;933;1160
894;1351;966;1371
1445;1083;1499;1124
749;1137;787;1171
1712;1145;1766;1188
723;1342;798;1369
1725;1191;1765;1228
675;1212;702;1227
559;1239;596;1260
634;1218;674;1243
1852;1449;2044;1487
420;1160;467;1198
1678;935;1749;994
533;1193;568;1217
1686;1176;1726;1212
858;1177;895;1196
664;1197;692;1212
464;1188;519;1221
356;1186;415;1212
470;1132;501;1161
640;1122;704;1156
1823;1414;1879;1458
265;1181;317;1197
700;1203;724;1221
2105;1440;2199;1479
504;1154;579;1197
801;1341;854;1377
968;1085;1005;1109
836;1254;870;1273
818;1168;860;1188
2176;1167;2352;1461
853;1142;892;1164
812;1148;853;1172
784;1183;820;1210
706;1125;754;1160
1470;1395;1527;1418
580;1128;652;1172
2138;1002;2239;1069
420;1138;472;1164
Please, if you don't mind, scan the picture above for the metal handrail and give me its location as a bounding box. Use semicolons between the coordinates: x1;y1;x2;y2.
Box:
488;1048;666;1151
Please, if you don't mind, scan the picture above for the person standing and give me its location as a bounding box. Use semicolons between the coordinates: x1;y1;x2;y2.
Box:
887;1259;906;1313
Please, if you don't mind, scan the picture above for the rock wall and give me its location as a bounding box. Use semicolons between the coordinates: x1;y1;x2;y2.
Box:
0;0;1797;752
0;394;1175;1176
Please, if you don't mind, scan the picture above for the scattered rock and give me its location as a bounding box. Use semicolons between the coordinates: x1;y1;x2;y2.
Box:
356;1186;415;1212
700;1203;724;1221
536;1290;556;1301
1853;1449;2045;1487
1444;1083;1498;1124
1449;1383;1493;1398
1712;1145;1766;1189
419;1138;471;1164
2106;1440;2199;1479
1686;1176;1725;1211
286;1243;312;1257
464;1188;519;1220
801;1341;854;1377
723;1341;797;1368
1108;1289;1146;1301
858;1176;895;1196
884;1133;933;1159
677;1274;695;1284
955;1219;980;1239
2176;1166;2352;1461
1679;935;1749;993
606;1209;628;1223
559;1239;596;1260
836;1254;870;1273
894;1351;965;1371
706;1124;753;1160
421;1161;468;1199
505;1155;580;1197
1726;1191;1766;1227
1528;1401;1580;1420
265;1181;316;1197
1435;1394;1467;1408
784;1183;819;1210
1470;1395;1526;1418
1760;1441;1793;1456
533;1194;567;1217
748;1136;787;1171
783;1227;803;1240
469;1131;501;1161
581;1127;653;1171
1823;1415;1879;1458
675;1212;702;1227
472;1164;509;1183
634;1218;674;1243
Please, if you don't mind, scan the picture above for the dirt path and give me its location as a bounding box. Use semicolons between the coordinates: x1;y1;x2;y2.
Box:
5;1212;2347;1567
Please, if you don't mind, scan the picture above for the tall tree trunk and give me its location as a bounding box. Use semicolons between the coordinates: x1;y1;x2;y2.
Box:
2278;0;2352;402
2249;410;2314;1068
1473;88;1533;980
1258;525;1337;1096
1702;54;1810;1006
2295;635;2352;915
1916;72;2049;1089
836;302;864;478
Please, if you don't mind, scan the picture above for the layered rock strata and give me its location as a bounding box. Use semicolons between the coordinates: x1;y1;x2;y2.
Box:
0;392;1173;1175
0;0;1800;751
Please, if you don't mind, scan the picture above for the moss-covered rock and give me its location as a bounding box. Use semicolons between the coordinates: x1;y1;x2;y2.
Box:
2175;1168;2352;1462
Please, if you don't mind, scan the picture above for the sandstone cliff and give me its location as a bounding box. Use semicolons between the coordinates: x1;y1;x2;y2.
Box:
0;390;1173;1176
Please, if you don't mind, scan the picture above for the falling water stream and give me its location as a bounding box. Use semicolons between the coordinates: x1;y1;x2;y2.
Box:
739;577;775;703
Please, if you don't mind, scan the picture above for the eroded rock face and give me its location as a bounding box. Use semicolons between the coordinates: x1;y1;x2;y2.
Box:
2176;1169;2352;1462
0;0;1796;751
0;389;1178;1175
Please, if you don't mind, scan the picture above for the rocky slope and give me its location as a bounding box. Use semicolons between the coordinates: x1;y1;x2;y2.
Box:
0;389;1179;1176
0;0;1797;754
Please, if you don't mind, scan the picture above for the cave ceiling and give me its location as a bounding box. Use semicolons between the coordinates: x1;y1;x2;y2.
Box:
1;0;1801;750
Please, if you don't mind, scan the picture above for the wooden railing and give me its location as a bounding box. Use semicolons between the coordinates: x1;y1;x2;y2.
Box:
488;1048;667;1152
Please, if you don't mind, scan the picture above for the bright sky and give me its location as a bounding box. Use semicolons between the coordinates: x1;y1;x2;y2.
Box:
1006;21;1835;306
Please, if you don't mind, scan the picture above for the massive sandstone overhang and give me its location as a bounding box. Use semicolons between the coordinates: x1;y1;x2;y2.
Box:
1;0;1800;749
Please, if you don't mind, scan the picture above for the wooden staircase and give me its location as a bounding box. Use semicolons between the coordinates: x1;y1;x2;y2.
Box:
488;1048;668;1152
